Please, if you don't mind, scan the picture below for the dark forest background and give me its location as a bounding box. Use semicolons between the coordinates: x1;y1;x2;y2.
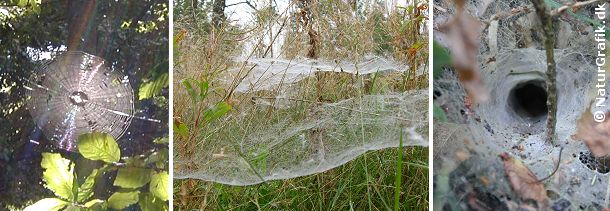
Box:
0;0;169;208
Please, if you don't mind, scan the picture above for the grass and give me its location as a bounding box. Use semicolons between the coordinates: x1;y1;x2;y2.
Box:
175;146;428;210
394;132;404;210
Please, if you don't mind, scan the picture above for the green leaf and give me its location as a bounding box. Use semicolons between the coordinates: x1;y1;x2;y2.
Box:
138;73;169;100
173;30;185;59
150;171;169;201
202;102;232;123
181;79;196;100
113;167;152;189
84;199;107;211
17;0;27;7
433;41;451;79
41;153;75;201
31;0;40;13
181;78;208;102
433;104;448;122
77;169;98;202
63;206;83;211
107;191;140;210
145;149;169;169
196;80;209;101
84;199;104;207
173;121;189;137
24;198;68;211
139;193;169;211
78;132;120;163
153;137;169;144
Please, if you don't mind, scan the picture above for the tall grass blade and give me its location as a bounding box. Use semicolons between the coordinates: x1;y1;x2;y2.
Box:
394;131;404;211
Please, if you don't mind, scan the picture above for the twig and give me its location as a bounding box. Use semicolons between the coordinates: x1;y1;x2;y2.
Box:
225;1;257;10
434;5;447;13
551;0;603;16
530;0;558;144
481;6;531;29
535;147;563;183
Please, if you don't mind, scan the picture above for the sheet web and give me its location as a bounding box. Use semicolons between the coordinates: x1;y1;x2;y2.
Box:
175;88;428;185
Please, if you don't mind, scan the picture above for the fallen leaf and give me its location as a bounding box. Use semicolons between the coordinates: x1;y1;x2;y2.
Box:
485;56;496;64
464;95;473;110
500;152;548;207
574;106;610;157
456;150;471;161
441;1;489;103
468;193;490;211
480;176;491;187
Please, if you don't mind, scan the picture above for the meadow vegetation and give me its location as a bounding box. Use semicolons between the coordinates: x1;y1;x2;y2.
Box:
173;0;429;210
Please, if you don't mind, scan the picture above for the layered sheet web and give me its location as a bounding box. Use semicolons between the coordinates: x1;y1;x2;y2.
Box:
25;51;134;151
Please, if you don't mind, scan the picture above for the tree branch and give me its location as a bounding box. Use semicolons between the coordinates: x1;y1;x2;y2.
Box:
225;1;256;10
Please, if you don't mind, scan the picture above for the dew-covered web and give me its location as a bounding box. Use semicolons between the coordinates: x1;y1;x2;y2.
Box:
231;56;417;93
175;89;428;185
25;51;134;152
434;0;610;209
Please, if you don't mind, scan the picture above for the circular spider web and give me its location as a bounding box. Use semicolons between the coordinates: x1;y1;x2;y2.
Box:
26;51;134;151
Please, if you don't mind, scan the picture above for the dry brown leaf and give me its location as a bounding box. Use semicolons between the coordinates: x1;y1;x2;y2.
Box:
574;106;610;157
467;193;491;211
456;150;471;161
443;1;489;103
500;152;548;206
480;176;491;187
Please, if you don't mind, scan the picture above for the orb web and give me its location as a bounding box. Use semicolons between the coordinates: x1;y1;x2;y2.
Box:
26;51;134;151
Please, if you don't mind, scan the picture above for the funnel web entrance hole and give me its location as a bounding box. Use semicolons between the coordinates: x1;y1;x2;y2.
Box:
507;80;548;119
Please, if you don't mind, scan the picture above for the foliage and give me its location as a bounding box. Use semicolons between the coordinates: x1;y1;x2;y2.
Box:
77;133;120;163
173;40;232;140
24;132;170;211
139;59;170;100
0;0;169;208
139;72;170;100
174;77;232;147
432;41;451;79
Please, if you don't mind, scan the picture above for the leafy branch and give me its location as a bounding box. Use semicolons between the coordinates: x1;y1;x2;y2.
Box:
24;132;169;211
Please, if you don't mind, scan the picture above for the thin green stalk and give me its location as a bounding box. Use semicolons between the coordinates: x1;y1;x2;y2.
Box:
394;131;404;211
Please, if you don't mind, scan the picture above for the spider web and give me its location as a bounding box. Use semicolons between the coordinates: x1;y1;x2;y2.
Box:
25;51;134;151
434;0;610;208
175;89;428;185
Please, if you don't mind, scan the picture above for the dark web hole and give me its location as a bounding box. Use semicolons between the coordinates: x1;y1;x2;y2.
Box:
579;151;610;174
507;80;548;119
